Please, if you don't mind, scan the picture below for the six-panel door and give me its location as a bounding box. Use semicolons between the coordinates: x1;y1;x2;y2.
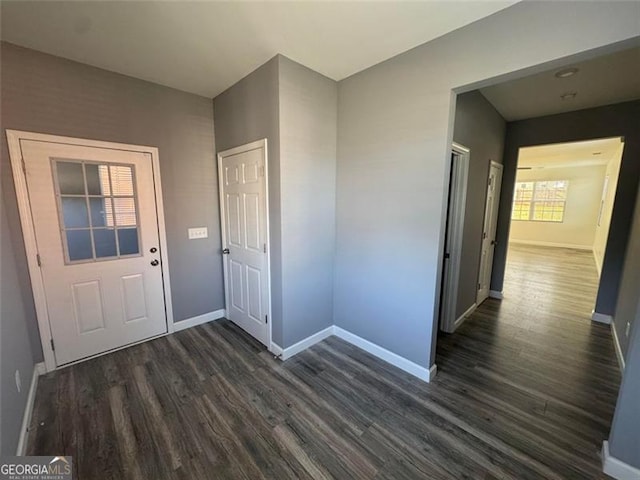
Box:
220;146;269;346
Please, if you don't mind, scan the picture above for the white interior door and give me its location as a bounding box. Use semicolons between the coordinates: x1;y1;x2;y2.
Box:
218;141;269;347
477;161;503;304
21;140;168;366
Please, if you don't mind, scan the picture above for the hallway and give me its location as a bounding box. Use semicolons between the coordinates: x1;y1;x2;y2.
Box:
437;243;620;478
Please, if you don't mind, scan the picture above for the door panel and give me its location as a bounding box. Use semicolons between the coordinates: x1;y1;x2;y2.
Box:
245;193;261;250
246;266;262;321
230;259;245;312
220;144;269;346
72;281;105;333
21;140;167;365
227;193;242;246
121;274;148;322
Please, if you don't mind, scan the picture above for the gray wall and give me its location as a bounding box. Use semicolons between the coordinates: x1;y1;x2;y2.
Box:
278;57;337;347
611;170;640;359
608;188;640;467
334;1;639;369
492;101;640;331
0;195;36;455
213;56;337;348
452;91;506;317
213;57;283;346
1;42;223;361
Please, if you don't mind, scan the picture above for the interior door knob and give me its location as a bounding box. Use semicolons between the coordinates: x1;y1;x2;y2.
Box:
222;248;230;255
150;259;159;266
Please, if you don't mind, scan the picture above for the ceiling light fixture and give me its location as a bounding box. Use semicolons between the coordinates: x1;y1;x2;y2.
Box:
560;92;577;101
555;67;579;78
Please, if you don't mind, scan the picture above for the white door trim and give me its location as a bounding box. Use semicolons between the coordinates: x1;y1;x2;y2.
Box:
217;139;274;354
6;130;174;373
440;143;470;333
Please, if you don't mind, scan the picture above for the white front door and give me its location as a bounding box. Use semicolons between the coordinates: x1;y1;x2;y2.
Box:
218;141;269;347
477;161;503;304
21;140;168;366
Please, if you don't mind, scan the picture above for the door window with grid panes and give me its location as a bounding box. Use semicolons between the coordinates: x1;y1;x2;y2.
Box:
53;160;141;263
511;180;568;222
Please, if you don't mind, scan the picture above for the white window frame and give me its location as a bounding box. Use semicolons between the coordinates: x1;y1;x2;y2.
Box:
512;180;569;223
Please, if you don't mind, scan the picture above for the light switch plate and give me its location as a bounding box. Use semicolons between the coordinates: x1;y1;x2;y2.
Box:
188;227;208;239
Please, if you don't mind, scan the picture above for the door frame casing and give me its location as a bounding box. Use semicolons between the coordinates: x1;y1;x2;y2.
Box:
440;143;470;333
217;139;274;354
6;130;175;373
477;160;504;304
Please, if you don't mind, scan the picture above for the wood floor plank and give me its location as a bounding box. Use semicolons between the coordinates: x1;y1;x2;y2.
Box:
26;244;619;479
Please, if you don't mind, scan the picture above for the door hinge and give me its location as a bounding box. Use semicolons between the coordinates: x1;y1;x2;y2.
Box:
36;254;42;267
50;339;55;351
21;158;26;174
478;283;481;290
482;232;487;239
265;315;268;324
488;177;493;186
263;243;267;253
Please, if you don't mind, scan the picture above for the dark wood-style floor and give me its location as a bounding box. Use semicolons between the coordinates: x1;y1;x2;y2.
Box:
27;244;620;479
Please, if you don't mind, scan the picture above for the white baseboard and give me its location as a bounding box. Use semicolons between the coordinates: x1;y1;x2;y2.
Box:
454;303;476;330
489;290;503;300
174;309;226;332
602;441;640;479
611;322;626;371
509;239;593;251
16;362;45;456
333;326;436;382
281;326;334;360
276;325;437;383
592;311;613;325
269;343;283;357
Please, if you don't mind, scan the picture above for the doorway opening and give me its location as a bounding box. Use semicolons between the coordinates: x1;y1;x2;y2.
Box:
506;137;624;321
435;47;638;468
439;143;469;333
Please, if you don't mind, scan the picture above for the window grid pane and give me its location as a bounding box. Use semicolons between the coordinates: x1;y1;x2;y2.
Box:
512;179;568;223
54;160;141;263
511;182;535;221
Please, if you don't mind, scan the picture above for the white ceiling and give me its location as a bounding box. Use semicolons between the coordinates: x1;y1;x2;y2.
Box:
481;46;640;121
517;137;624;170
0;1;516;98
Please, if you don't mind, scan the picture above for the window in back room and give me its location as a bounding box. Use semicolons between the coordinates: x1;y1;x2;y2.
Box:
511;180;568;223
